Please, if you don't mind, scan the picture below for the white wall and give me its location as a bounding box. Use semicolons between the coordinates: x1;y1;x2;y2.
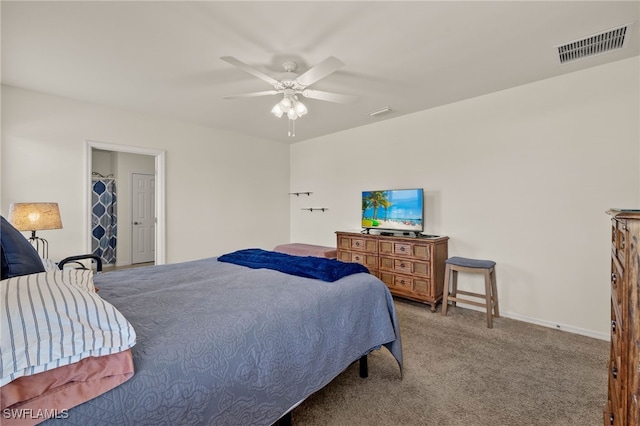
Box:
91;149;114;177
290;57;640;339
1;86;290;264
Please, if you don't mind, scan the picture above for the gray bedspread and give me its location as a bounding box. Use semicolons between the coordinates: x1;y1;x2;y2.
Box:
47;257;402;426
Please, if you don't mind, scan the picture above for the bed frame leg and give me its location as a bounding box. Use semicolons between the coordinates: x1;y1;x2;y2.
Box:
275;357;367;426
277;412;292;426
359;355;368;378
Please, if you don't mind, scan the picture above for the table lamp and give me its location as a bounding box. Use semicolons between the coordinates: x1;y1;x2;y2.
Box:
8;202;63;259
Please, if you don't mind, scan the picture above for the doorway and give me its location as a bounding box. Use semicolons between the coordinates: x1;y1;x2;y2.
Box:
86;141;166;266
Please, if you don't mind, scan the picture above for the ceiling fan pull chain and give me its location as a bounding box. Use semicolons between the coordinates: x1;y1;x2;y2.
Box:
287;118;296;137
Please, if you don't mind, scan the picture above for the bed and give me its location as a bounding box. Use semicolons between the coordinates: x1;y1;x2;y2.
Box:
1;217;402;425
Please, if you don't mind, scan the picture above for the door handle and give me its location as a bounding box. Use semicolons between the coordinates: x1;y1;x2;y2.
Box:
133;222;140;225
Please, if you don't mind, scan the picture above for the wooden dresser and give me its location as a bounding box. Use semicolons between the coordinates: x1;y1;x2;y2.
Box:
336;231;448;311
605;210;640;426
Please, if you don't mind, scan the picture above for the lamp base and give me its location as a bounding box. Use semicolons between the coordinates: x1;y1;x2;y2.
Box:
29;231;49;259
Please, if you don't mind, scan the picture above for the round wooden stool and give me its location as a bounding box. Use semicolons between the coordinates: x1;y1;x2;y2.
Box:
441;256;499;328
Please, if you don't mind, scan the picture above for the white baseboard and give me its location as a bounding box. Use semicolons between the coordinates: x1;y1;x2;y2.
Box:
452;302;610;341
501;311;610;341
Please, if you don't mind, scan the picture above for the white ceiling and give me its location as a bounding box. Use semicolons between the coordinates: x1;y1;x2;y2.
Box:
2;1;638;144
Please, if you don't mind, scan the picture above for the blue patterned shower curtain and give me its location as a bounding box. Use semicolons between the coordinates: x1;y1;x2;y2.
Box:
92;179;117;265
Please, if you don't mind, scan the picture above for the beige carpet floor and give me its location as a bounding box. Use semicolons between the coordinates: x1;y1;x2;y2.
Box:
290;298;609;426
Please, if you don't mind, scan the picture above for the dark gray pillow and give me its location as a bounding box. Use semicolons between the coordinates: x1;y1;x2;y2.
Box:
1;215;45;280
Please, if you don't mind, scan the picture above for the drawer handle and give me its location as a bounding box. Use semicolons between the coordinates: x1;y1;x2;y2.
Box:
611;320;617;333
611;273;617;285
399;247;406;252
609;413;614;426
355;242;360;247
612;366;618;379
400;280;406;285
400;263;406;268
354;256;360;261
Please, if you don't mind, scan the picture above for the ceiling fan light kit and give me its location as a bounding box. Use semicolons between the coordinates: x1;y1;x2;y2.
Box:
221;56;356;137
271;89;307;120
270;90;308;137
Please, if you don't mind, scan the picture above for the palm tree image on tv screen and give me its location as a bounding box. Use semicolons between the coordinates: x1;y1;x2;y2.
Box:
361;189;423;232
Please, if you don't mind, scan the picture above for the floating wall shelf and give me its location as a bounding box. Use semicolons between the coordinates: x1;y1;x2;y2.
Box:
301;208;328;212
289;192;313;196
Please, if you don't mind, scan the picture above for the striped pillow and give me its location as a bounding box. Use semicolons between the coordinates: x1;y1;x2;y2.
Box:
0;270;136;386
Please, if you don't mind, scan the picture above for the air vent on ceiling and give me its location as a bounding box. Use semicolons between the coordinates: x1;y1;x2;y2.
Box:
557;24;630;64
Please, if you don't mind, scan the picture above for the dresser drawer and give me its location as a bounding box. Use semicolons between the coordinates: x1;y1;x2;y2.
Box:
378;240;431;259
338;251;377;270
337;235;377;253
379;272;411;292
631;395;639;426
604;398;624;426
378;256;430;276
630;344;640;426
379;272;431;296
603;401;612;426
611;259;625;323
351;238;373;251
611;303;623;355
608;355;624;413
612;220;627;266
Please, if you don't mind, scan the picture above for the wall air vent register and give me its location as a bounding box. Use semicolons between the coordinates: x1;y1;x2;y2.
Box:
557;24;631;64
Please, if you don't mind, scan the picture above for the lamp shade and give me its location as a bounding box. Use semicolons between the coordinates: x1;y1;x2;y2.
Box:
8;203;63;231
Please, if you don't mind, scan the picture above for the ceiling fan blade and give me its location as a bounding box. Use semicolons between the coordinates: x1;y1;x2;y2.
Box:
220;56;279;86
301;89;357;104
296;56;345;86
223;90;280;99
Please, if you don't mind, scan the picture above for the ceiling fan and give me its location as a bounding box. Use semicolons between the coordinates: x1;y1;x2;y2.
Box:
220;56;357;136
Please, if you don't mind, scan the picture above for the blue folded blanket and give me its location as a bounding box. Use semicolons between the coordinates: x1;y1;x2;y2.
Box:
217;248;369;282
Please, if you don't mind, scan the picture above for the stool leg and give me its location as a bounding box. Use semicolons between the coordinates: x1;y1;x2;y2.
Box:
451;270;458;307
442;264;451;316
490;267;499;318
484;269;493;328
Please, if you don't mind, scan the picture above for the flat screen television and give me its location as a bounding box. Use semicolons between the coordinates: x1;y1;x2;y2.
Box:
362;188;424;234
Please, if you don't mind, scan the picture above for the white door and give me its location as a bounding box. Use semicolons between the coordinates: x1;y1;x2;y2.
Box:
132;173;155;264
